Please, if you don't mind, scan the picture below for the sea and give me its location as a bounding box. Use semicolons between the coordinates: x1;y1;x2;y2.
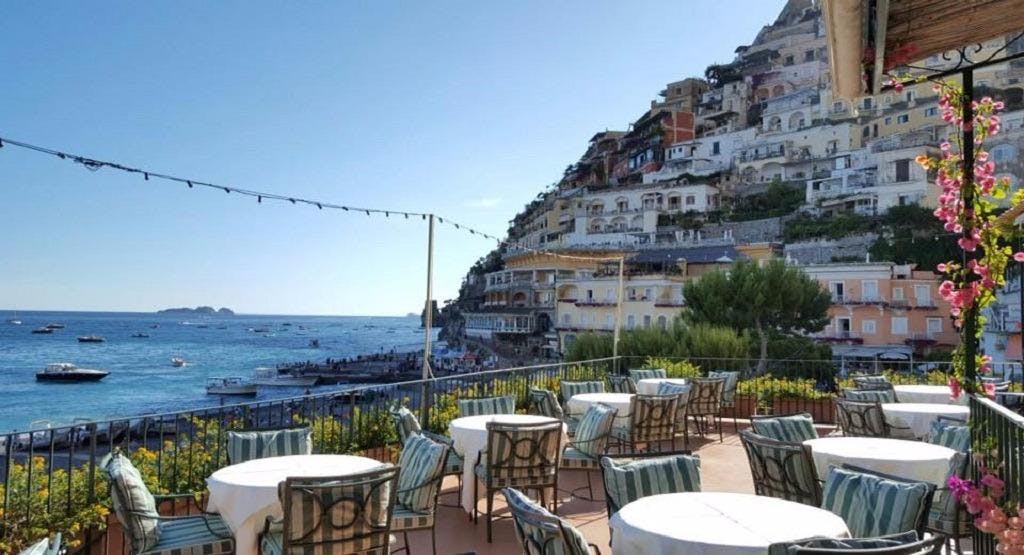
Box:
0;310;438;432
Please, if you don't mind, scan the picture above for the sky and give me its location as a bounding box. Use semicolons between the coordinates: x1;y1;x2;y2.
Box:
0;1;786;316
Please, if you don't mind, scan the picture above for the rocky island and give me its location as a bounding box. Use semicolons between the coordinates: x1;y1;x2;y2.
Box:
157;306;235;316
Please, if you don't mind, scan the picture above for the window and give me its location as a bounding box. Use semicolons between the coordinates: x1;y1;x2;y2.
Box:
606;288;616;301
784;55;794;66
893;287;905;300
643;315;652;329
712;141;720;155
897;114;909;124
627;314;636;329
992;144;1017;163
891;317;909;335
862;320;877;334
925;107;938;117
884;116;892;125
927;318;943;334
657;315;668;330
644;287;653;300
862;280;879;301
586;289;594;301
830;281;845;301
833;101;845;112
835;317;852;336
895;159;911;182
862;126;871;138
862;97;874;109
914;284;931;306
685;195;695;205
562;314;571;326
905;90;915;103
605;315;614;329
804;49;815;62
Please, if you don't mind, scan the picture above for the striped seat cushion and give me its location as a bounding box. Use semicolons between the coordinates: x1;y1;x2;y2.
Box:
503;488;591;555
475;465;554;488
600;454;701;514
928;420;970;453
609;376;636;393
529;388;565;419
751;414;818;443
392;406;421;444
101;452;161;553
573;403;617;457
844;389;896;404
560;381;605;401
391;504;434;531
561;447;601;469
820;467;932;538
457;395;517;417
396;434;448;511
225;427;312;464
707;371;739;405
628;368;667;381
853;375;892;390
144;515;233;555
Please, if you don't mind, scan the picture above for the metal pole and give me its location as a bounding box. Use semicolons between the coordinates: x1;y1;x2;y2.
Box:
961;69;978;384
421;214;435;427
613;256;625;373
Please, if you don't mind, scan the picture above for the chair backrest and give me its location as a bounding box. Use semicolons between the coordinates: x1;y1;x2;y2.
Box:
707;370;740;405
834;400;890;437
821;465;935;538
484;420;563;484
278;465;399;555
687;378;725;416
852;374;893;391
628;368;667;381
750;412;819;443
559;381;605;401
528;388;564;420
502;488;592;555
457;395;517;417
927;417;970;453
609;375;637;394
773;532;945;554
226;426;313;465
844;388;896;404
100;451;161;554
656;382;691;428
626;394;677;443
599;451;700;518
739;430;822;506
390;406;421;446
572;402;618;458
395;434;450;513
926;451;968;538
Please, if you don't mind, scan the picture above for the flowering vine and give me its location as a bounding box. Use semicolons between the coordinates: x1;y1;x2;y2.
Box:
949;433;1024;553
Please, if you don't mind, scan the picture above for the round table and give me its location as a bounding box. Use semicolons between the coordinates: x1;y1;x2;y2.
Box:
893;385;967;405
565;392;633;426
206;454;383;555
636;378;690;395
803;437;958;485
448;414;566;514
881;403;970;439
609;492;850;555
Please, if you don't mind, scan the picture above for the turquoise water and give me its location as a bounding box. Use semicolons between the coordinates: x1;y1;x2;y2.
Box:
0;311;436;432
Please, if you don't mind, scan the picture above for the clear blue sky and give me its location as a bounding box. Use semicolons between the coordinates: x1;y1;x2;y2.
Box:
0;1;785;316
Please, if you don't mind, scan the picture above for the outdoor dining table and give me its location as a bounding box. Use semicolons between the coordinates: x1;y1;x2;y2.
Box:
803;436;958;486
565;392;633;426
608;491;850;555
206;453;384;555
636;377;689;395
881;402;970;439
893;384;967;405
448;413;566;514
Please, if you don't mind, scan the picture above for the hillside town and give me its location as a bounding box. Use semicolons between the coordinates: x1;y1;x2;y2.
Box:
447;0;1024;368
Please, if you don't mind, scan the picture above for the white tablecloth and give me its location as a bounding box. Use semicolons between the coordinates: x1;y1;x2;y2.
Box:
881;403;970;439
448;414;565;514
636;378;690;395
609;492;849;555
206;454;383;555
803;437;957;485
893;385;967;405
566;392;634;426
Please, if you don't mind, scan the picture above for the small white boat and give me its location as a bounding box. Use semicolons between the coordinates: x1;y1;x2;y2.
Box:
171;357;187;367
206;377;257;396
252;367;318;387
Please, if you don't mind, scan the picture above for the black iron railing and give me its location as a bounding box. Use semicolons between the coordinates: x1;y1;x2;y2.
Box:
970;395;1024;555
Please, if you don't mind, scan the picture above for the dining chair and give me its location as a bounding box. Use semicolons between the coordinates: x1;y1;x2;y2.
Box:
559;381;605;403
707;370;740;431
924;451;969;555
457;395;516;417
391;434;450;555
225;425;312;465
389;405;463;504
560;402;618;501
627;368;667;381
843;388;897;404
769;532;945;554
834;399;894;438
502;488;602;555
610;394;678;453
100;451;234;555
16;533;61;555
608;375;636;394
750;412;819;443
473;420;563;542
820;465;935;539
656;381;692;449
738;429;822;506
687;377;725;442
851;374;894;391
260;465;400;555
598;451;700;519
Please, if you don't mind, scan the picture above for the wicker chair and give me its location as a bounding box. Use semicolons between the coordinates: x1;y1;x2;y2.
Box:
687;377;725;442
608;375;637;394
739;429;821;506
834;399;904;438
473;420;563;542
225;425;312;465
610;394;678;453
260;465;400;554
503;488;602;554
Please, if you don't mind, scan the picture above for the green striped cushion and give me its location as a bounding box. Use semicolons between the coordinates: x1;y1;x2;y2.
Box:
561;447;601;469
844;389;896;403
396;434;447;512
600;454;701;515
225;427;313;464
628;368;667;381
146;514;233;555
853;375;892;390
821;467;932;538
503;488;591;555
391;406;421;445
609;376;636;393
928;421;970;453
751;414;818;443
529;388;564;419
457;395;517;417
391;504;434;531
707;371;740;405
573;403;617;457
559;381;605;401
101;452;161;553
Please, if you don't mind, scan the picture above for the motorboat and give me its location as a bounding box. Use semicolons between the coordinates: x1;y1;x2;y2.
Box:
309;339;320;348
31;327;54;334
171;357;187;367
252;367;318;387
44;323;65;329
36;362;109;382
205;377;257;396
252;327;271;333
131;332;150;338
77;335;105;343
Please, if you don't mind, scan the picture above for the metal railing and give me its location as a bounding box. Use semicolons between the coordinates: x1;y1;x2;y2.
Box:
970;395;1024;555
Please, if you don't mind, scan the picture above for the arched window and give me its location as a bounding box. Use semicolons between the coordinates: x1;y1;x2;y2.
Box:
788;111;806;130
615;196;629;212
657;315;668;330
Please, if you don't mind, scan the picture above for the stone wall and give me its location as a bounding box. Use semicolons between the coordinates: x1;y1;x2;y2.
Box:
783;233;878;265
